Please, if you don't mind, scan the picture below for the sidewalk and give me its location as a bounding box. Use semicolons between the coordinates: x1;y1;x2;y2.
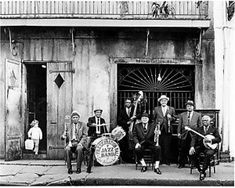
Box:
0;160;234;186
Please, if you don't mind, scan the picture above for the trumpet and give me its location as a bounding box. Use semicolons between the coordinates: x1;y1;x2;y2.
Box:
154;122;161;146
167;116;171;133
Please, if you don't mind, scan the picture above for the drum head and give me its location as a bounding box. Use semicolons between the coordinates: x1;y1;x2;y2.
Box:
94;137;120;166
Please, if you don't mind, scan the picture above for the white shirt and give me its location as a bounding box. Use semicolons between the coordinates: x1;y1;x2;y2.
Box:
187;111;194;121
95;117;101;125
28;127;42;140
72;123;77;140
143;123;148;130
126;107;131;117
161;105;168;116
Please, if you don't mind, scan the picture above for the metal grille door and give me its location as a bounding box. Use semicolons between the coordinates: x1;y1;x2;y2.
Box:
118;64;195;116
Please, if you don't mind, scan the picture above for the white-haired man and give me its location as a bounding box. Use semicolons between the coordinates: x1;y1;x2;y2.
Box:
189;115;221;180
153;95;176;165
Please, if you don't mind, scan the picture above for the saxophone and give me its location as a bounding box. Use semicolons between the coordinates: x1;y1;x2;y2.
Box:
154;122;161;146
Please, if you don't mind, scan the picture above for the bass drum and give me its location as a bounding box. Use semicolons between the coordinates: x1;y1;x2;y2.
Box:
93;137;120;166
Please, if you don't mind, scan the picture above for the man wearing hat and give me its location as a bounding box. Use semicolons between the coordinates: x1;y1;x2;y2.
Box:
133;113;162;174
86;108;107;173
61;111;88;174
177;100;202;168
117;98;136;163
189;115;221;180
153;95;176;165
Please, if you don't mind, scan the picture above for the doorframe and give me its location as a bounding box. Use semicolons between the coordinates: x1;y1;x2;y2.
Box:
22;60;48;158
110;57;199;128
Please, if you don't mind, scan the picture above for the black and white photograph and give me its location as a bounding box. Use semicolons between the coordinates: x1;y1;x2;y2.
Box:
0;0;234;186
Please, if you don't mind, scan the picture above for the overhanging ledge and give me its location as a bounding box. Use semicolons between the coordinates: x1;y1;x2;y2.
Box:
0;18;210;28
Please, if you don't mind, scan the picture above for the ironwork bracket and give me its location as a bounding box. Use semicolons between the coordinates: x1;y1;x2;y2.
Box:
6;28;17;56
70;28;76;56
145;29;150;56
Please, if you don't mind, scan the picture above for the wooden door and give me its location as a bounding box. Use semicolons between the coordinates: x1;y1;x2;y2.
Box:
47;61;73;159
5;59;23;161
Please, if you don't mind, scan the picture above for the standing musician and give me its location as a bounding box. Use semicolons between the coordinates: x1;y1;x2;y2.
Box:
177;100;202;168
189;115;221;180
87;108;107;173
133;113;162;174
153;95;176;165
117;98;137;163
61;111;88;174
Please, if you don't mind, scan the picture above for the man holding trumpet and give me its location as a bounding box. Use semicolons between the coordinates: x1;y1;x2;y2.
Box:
133;113;162;174
153;95;176;165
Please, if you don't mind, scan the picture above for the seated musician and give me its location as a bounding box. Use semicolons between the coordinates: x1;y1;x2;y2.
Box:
87;108;108;173
189;115;221;180
133;113;162;174
61;111;88;174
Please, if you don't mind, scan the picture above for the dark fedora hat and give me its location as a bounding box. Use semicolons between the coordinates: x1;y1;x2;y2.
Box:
185;100;194;106
141;112;149;118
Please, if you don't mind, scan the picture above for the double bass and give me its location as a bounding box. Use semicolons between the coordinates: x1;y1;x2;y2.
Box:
128;91;143;149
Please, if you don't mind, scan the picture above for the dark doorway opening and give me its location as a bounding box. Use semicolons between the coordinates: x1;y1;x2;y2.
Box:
25;64;47;153
117;64;195;163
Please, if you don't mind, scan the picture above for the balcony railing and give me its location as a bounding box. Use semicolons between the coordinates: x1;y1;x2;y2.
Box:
0;1;208;19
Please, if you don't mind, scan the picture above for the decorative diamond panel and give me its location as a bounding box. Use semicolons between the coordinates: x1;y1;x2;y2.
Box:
54;73;64;88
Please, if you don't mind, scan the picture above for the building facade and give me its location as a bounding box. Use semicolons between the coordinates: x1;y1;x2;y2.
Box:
0;1;231;160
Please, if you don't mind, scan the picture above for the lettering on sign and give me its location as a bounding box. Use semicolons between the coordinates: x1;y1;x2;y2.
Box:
94;138;120;166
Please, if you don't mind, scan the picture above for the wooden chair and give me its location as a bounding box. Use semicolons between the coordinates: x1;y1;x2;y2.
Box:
135;148;154;170
190;152;216;177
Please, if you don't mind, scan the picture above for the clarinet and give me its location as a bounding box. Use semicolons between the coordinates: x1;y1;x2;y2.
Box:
154;122;161;146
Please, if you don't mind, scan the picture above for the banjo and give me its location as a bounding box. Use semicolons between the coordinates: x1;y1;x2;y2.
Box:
185;126;218;150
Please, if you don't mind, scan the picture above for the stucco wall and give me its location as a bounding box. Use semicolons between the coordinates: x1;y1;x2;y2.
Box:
0;27;215;158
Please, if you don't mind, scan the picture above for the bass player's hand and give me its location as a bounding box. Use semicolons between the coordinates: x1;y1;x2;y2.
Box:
189;147;195;155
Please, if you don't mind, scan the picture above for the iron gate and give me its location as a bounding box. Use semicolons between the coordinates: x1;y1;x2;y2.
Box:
117;64;195;117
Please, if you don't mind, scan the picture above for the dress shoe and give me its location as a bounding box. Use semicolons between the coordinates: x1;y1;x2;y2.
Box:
199;171;206;181
154;168;162;175
76;169;81;174
178;164;185;168
141;166;147;172
68;170;73;174
166;162;171;166
86;167;91;173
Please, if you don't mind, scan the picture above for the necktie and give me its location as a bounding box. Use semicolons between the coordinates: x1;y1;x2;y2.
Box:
97;118;100;134
72;124;76;140
143;124;147;134
204;126;209;134
188;112;191;125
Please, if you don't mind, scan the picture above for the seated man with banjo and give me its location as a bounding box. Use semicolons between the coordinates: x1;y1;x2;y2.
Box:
187;115;221;180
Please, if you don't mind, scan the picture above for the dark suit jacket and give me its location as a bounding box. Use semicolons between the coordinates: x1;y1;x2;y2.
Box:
190;126;221;148
61;121;88;148
177;111;202;140
87;116;107;138
133;122;156;146
153;106;176;134
117;106;135;132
